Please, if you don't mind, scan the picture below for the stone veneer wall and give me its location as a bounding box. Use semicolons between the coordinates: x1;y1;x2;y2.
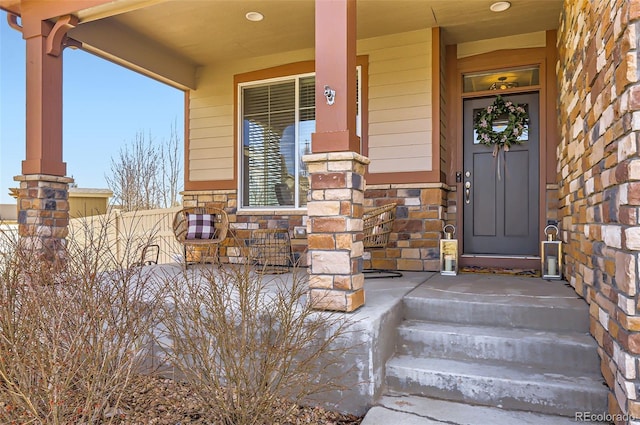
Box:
14;174;73;263
557;0;640;421
183;184;452;272
181;190;308;265
363;183;450;272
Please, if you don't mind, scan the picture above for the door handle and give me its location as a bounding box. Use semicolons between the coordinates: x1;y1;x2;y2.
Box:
465;181;471;204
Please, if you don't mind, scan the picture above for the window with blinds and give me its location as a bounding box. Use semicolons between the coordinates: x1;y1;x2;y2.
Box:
241;76;314;208
240;69;360;209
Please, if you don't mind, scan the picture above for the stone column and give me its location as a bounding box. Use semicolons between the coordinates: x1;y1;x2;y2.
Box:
303;152;369;312
14;174;73;263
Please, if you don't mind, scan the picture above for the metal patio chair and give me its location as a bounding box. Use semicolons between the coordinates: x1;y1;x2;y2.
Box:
363;202;402;279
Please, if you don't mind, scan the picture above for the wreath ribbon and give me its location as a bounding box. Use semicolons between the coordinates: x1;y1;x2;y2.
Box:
493;144;510;180
493;144;501;180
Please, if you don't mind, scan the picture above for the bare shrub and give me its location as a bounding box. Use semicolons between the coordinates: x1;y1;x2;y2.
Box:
0;217;165;424
158;124;182;209
158;257;357;425
106;124;182;212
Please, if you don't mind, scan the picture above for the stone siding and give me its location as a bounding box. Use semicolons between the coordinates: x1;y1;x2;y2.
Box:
183;183;451;273
14;174;73;263
181;190;308;266
303;152;369;312
546;184;560;226
364;183;449;272
557;0;640;421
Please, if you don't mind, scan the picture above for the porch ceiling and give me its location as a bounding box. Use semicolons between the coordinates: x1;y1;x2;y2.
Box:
80;0;562;62
2;0;563;88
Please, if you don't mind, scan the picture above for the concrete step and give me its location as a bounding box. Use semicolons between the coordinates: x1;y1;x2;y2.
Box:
361;395;610;425
385;355;609;417
403;279;589;332
397;320;600;373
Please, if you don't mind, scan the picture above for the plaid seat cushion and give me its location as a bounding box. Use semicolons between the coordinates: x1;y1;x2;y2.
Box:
186;213;217;240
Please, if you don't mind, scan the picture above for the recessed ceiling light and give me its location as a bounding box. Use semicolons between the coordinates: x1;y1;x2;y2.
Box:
245;11;264;22
490;1;511;12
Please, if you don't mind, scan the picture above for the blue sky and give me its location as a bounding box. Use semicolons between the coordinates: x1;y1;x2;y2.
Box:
0;16;184;204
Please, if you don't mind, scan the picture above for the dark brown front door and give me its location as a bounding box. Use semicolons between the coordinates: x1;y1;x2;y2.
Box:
462;93;539;256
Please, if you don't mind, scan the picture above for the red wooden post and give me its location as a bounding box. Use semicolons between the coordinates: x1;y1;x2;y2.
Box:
312;0;359;153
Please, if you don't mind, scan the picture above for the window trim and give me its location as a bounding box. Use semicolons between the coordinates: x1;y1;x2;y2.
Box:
238;73;315;210
234;58;369;212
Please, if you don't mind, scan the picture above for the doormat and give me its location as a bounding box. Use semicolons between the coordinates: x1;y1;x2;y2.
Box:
460;265;541;277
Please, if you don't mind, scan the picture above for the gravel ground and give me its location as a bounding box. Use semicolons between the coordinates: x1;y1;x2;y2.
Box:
114;375;363;425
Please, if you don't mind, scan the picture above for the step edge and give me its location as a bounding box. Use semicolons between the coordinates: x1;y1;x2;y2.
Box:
372;394;611;425
403;295;587;310
398;320;596;344
386;355;608;387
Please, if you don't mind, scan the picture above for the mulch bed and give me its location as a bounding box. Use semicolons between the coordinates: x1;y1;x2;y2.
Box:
113;375;363;425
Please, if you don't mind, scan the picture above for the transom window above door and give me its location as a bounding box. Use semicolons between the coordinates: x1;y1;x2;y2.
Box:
463;66;540;93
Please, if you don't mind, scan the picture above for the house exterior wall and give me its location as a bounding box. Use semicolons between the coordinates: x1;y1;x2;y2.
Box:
557;0;640;421
0;204;17;222
363;183;447;271
68;188;112;218
183;28;563;273
183;29;446;271
360;30;433;174
181;191;309;266
187;50;315;188
186;29;434;188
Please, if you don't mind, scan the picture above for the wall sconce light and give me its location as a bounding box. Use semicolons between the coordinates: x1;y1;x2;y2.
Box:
324;85;336;105
440;224;458;276
541;225;562;280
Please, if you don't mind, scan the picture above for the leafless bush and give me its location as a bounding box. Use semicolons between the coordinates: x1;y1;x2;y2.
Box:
158;257;357;425
0;218;165;424
106;124;182;212
0;216;358;424
159;124;182;209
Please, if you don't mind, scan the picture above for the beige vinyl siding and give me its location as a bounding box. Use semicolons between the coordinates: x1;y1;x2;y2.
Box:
188;50;313;182
189;73;235;181
359;29;433;174
369;105;431;122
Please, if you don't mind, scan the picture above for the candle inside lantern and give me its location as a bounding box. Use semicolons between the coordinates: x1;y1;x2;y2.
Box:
547;256;557;276
444;255;454;272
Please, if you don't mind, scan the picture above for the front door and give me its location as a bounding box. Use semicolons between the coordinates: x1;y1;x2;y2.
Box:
462;93;539;256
